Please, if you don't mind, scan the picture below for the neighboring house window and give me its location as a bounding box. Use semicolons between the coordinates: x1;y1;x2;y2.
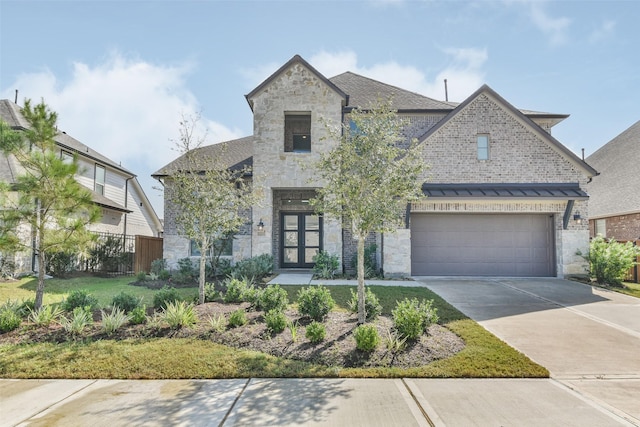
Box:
94;164;106;195
190;237;233;257
61;150;73;163
595;219;606;237
477;134;489;160
284;113;311;152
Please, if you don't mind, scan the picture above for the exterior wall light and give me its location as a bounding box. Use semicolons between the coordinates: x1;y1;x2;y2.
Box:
573;212;583;225
257;218;265;232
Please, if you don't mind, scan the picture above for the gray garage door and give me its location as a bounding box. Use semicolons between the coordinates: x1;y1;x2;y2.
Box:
411;214;554;277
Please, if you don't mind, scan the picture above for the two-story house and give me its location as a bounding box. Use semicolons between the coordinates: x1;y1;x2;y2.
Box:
0;99;163;274
155;55;596;278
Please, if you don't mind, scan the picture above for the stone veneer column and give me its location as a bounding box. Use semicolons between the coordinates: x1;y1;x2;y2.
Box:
383;229;411;277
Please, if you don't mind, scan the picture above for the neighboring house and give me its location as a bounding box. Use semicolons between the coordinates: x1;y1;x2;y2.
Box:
0;99;163;273
586;120;640;241
154;55;596;278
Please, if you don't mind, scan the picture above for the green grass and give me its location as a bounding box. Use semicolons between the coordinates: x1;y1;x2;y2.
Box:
0;280;548;379
616;282;640;298
0;276;198;308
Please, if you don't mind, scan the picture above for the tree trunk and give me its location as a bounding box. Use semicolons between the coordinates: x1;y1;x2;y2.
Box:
357;236;366;324
199;252;206;305
35;246;45;310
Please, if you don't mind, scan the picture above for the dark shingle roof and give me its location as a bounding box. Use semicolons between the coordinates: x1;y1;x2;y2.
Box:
152;136;255;178
422;183;589;199
0;99;133;176
586;120;640;217
330;72;455;111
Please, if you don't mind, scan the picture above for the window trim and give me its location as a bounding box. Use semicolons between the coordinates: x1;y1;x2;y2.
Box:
190;236;233;257
477;134;490;160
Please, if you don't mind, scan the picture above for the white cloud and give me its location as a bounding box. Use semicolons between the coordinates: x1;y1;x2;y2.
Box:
310;49;487;102
528;2;571;46
1;51;243;217
589;19;616;43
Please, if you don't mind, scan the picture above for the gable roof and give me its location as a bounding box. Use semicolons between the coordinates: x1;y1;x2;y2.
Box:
330;72;455;111
586;120;640;218
152;136;255;178
0;99;134;176
416;84;597;178
245;55;348;111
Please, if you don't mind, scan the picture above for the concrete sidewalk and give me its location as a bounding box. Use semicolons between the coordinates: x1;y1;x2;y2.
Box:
267;273;426;287
1;378;633;427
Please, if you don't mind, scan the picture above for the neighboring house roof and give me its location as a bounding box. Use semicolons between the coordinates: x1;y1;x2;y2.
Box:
245;55;348;111
152;136;255;178
417;84;598;178
586;120;640;218
329;72;455;111
422;183;589;200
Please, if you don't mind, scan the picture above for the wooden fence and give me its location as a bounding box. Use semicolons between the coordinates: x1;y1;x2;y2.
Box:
134;236;163;274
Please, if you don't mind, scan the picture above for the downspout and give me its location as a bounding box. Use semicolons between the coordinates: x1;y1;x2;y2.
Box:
124;177;131;237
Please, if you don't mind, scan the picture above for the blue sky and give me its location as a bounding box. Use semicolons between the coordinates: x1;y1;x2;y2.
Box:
1;0;638;218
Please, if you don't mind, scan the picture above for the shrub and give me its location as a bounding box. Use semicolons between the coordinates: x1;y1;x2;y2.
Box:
580;236;640;286
0;306;21;333
347;287;382;321
242;286;262;307
288;320;300;342
228;309;247;328
163;301;197;329
63;289;98;312
129;305;147;325
60;306;93;335
153;287;181;310
173;258;196;284
111;291;140;313
258;285;288;313
297;286;335;321
392;298;439;340
158;269;171;280
305;321;326;343
313;251;340;279
223;278;249;304
207;313;226;332
264;309;287;334
204;282;219;303
354;324;380;352
231;254;274;283
101;307;130;335
351;243;379;278
46;250;76;277
150;258;167;276
29;305;64;327
135;271;147;282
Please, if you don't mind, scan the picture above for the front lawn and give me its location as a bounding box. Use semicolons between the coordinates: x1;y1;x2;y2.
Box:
618;282;640;298
0;278;548;379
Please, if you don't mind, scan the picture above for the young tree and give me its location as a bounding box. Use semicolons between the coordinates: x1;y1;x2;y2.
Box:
0;100;100;309
311;99;428;324
167;114;255;304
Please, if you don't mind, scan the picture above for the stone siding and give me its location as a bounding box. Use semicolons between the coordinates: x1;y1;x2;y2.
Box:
249;61;344;263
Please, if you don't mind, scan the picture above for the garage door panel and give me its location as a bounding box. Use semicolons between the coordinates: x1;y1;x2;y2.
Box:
411;214;554;277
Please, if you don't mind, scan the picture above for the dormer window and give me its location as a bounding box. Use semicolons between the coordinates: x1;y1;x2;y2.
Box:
285;113;311;152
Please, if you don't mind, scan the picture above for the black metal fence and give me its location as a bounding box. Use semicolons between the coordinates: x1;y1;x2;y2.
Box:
83;232;136;276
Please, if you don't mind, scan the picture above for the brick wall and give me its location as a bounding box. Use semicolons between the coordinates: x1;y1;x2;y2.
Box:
590;213;640;240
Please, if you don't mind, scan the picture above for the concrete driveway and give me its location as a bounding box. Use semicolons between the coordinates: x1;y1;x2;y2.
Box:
417;277;640;425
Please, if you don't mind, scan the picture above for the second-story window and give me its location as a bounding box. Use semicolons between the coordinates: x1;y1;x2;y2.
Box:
477;134;489;160
95;164;106;195
61;150;73;163
285;113;311;153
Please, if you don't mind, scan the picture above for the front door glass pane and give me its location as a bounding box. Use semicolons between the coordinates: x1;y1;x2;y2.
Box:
305;248;319;264
284;215;298;231
284;248;298;264
306;215;319;230
285;231;298;246
305;231;319;247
